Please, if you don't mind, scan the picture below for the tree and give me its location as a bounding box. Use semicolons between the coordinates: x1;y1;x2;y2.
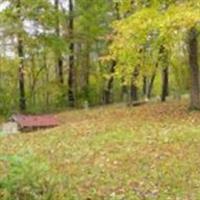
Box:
75;0;112;105
130;68;139;103
103;2;121;104
188;27;200;109
160;46;169;102
17;0;26;111
0;0;61;111
109;0;200;109
68;0;76;107
104;60;116;104
161;66;169;102
55;0;64;84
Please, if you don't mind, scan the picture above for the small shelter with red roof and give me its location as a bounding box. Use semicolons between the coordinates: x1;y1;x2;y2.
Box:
10;114;59;132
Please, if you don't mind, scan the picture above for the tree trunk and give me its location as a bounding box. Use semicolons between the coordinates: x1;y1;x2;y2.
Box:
82;43;90;101
43;53;50;108
17;0;26;112
130;83;138;102
103;2;120;105
18;38;26;112
104;60;116;104
55;0;64;84
159;45;169;102
68;0;75;107
147;66;157;99
30;54;36;107
188;27;200;109
143;76;147;97
161;66;169;102
130;68;139;103
121;77;128;102
58;58;64;84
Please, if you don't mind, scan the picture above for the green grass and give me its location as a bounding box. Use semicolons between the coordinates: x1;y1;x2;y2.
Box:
1;101;200;199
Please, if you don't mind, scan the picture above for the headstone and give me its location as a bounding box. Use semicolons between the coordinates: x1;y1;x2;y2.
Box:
83;100;89;110
2;122;18;134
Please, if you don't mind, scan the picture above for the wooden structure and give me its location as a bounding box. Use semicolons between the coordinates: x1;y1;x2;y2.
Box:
10;114;59;132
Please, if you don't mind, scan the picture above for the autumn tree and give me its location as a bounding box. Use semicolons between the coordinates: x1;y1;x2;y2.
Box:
109;0;200;109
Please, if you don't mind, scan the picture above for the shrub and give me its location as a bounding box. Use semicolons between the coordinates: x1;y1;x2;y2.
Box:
0;153;70;200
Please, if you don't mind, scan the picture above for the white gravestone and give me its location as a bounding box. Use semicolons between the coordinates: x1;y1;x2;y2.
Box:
2;122;18;134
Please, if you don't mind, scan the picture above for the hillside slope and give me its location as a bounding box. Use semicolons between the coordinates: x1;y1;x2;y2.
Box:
1;101;200;199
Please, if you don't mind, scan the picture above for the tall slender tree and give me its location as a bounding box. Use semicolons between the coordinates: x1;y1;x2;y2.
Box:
188;27;200;109
130;68;139;103
104;2;120;104
68;0;76;107
161;67;169;102
147;66;157;99
55;0;64;84
160;46;169;102
104;60;116;104
17;0;26;111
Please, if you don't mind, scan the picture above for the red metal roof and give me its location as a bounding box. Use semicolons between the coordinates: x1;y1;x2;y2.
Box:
11;114;59;128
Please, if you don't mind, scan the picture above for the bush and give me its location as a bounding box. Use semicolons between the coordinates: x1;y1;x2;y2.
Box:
0;153;71;200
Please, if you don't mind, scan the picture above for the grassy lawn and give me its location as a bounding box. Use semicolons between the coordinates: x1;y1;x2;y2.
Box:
1;101;200;199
